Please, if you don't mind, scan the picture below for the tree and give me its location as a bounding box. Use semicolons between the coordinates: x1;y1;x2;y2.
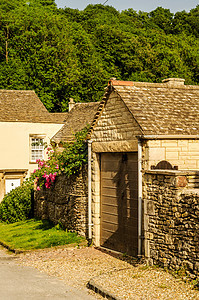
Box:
149;7;173;34
0;2;198;112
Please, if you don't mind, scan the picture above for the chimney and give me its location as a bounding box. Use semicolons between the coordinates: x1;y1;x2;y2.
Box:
162;78;185;87
68;98;75;112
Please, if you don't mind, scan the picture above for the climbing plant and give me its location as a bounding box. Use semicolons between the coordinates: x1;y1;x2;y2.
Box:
33;126;89;191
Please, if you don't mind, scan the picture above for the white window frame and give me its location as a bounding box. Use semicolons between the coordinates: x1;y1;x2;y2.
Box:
30;135;45;163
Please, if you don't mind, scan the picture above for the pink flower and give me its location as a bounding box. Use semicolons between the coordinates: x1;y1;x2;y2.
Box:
38;167;41;170
33;169;36;173
55;164;59;169
45;182;51;189
46;176;51;183
37;186;41;191
47;147;51;151
39;161;44;167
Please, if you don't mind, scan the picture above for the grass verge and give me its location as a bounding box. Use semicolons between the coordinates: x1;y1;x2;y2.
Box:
0;219;85;251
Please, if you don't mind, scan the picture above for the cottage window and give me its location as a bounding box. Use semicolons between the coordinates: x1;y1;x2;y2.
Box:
30;137;44;162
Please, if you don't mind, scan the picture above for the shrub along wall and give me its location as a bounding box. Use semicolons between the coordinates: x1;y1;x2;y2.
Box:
143;170;199;279
34;168;88;237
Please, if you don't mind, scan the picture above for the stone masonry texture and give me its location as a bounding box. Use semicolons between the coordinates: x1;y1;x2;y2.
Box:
143;170;199;279
146;139;199;170
34;168;88;237
91;91;141;143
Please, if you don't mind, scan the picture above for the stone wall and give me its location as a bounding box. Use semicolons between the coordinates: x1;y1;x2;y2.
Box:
143;170;199;278
145;139;199;170
34;168;88;237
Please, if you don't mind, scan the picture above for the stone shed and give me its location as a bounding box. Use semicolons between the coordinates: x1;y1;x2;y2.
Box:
87;78;199;275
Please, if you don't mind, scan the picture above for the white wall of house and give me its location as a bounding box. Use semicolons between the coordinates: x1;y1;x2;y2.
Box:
0;122;63;175
0;122;63;201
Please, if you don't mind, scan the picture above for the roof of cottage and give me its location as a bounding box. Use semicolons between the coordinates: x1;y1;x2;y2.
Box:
50;112;68;123
0;90;64;124
52;102;100;143
89;78;199;137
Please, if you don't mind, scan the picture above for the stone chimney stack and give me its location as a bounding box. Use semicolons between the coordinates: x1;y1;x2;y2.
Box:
69;98;75;112
162;78;185;87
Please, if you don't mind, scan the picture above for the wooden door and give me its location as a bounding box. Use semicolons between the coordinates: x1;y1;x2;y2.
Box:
100;152;138;256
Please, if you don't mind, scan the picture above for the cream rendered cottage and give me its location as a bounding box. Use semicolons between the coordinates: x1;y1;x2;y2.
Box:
0;90;65;201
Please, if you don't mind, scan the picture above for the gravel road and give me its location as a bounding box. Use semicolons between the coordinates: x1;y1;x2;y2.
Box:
13;246;199;300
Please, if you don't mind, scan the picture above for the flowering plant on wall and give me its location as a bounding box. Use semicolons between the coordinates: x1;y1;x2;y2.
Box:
33;147;60;190
32;126;89;191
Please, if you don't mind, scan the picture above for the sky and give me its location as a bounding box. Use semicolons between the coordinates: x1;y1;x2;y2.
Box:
55;0;199;13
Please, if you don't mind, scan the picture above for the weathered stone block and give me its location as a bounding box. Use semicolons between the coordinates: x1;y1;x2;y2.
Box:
147;200;155;215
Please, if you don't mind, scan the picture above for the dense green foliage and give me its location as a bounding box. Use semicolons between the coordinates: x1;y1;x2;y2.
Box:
0;219;84;250
0;0;199;111
0;180;33;223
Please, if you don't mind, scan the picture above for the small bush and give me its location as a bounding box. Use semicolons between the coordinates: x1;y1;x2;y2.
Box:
0;180;34;223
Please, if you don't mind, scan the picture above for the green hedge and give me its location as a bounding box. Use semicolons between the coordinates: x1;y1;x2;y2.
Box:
0;181;34;223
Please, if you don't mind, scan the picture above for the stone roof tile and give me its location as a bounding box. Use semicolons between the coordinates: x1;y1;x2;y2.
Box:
50;112;68;123
0;90;63;124
52;102;100;143
113;80;199;136
89;79;199;137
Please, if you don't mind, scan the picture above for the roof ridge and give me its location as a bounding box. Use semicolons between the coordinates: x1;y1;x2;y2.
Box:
108;79;199;90
0;89;35;92
133;82;199;89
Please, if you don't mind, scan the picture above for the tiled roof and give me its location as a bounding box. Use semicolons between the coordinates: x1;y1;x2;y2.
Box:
50;112;68;123
0;90;63;123
90;79;199;136
52;102;100;143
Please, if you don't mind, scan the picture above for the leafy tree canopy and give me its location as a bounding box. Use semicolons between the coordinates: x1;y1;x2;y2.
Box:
0;1;198;111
